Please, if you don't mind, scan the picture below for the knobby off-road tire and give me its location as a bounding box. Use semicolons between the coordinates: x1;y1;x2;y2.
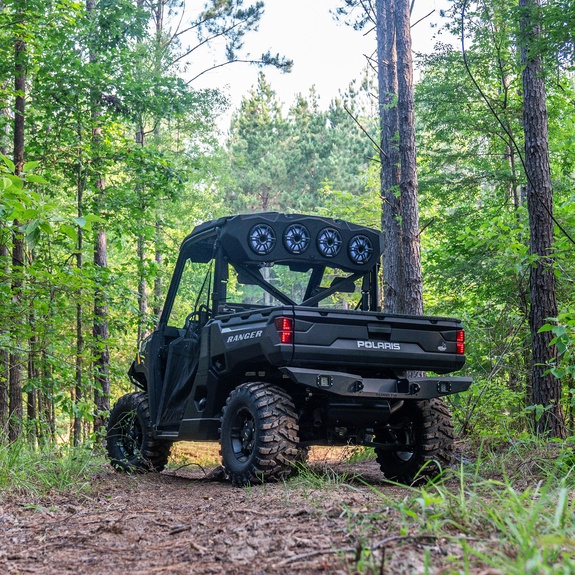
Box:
106;392;172;473
375;398;454;484
220;382;300;486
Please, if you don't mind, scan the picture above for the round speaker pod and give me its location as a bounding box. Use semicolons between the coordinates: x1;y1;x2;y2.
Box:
248;224;276;255
317;227;342;258
283;224;311;254
348;234;373;265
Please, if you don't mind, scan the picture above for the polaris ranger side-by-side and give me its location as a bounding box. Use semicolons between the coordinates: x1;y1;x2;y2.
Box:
106;213;471;485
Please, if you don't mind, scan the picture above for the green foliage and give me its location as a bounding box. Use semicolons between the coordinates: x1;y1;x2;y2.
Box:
0;439;105;497
414;0;575;438
338;439;575;574
0;0;265;441
223;73;376;214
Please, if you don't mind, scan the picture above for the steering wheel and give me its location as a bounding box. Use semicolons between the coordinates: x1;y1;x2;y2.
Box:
184;311;199;331
184;304;212;331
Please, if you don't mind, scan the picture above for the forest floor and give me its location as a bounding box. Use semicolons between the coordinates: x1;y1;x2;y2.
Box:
1;443;506;575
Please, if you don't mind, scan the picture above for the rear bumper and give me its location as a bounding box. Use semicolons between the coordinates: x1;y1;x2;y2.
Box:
279;367;472;400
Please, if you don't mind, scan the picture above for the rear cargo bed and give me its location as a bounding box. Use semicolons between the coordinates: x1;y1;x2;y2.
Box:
290;307;465;375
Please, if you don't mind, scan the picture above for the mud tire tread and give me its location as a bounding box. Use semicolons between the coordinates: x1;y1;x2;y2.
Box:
220;382;299;486
375;398;454;484
106;392;171;473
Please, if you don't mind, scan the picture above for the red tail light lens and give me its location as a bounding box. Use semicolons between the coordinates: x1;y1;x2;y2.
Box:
456;330;465;355
275;317;293;344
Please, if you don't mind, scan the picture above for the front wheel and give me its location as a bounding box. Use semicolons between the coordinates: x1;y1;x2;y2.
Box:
375;399;454;484
220;382;299;486
106;392;172;473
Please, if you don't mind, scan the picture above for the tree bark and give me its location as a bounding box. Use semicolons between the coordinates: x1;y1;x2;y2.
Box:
1;72;10;434
0;240;9;434
376;0;423;316
93;223;110;433
9;30;26;442
87;0;110;434
376;0;403;314
137;230;149;344
395;0;423;316
73;151;85;446
153;222;163;317
519;0;566;438
27;251;38;444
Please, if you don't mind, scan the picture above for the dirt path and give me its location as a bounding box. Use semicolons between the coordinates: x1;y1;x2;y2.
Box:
1;450;454;575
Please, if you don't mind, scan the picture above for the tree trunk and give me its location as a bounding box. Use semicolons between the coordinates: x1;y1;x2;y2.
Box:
0;240;9;434
135;124;149;346
395;0;423;316
93;224;110;433
153;222;163;317
0;72;8;434
519;0;566;438
137;230;149;345
73;155;85;446
376;0;403;314
87;0;110;434
27;254;38;444
9;31;26;442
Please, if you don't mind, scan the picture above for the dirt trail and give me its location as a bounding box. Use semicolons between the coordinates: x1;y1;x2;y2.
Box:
1;449;451;575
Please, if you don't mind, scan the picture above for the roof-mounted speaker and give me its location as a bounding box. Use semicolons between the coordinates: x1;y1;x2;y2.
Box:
283;224;310;254
248;223;276;255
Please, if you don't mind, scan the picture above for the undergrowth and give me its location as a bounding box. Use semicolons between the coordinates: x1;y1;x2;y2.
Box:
0;439;105;498
332;436;575;574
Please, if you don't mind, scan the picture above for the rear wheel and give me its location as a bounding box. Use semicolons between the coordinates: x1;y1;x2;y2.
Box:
220;382;299;486
106;392;171;473
375;399;454;484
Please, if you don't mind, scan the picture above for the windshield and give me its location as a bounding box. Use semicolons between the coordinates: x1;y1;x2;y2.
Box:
226;262;366;310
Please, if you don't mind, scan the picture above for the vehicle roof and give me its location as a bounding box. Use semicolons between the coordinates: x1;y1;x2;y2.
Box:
181;212;384;273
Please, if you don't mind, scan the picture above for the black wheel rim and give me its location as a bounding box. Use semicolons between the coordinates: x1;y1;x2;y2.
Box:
383;419;415;462
115;411;144;460
230;407;256;463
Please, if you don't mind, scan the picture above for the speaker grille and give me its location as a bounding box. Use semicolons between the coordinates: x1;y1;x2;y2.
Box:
248;224;276;255
348;234;373;264
317;227;342;258
283;224;310;254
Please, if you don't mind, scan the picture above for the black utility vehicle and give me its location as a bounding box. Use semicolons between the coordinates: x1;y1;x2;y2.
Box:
106;213;471;485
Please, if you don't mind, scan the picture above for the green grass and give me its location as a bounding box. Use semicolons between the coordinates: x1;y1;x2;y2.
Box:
291;462;359;489
0;439;106;498
388;470;575;574
284;437;575;574
3;435;575;574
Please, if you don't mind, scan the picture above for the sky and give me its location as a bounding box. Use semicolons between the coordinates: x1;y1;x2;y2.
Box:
189;0;453;128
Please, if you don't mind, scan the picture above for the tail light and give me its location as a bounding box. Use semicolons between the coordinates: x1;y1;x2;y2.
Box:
275;317;293;344
456;330;465;355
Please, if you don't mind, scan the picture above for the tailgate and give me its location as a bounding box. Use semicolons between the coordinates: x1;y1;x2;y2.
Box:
291;307;466;375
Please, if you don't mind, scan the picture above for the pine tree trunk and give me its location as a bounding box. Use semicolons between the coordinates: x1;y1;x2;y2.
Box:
376;0;403;314
73;162;85;446
9;32;26;442
395;0;423;316
93;224;110;433
27;267;38;444
137;231;149;344
0;240;9;434
135;123;149;345
87;0;110;434
519;0;565;438
153;222;163;317
0;80;8;433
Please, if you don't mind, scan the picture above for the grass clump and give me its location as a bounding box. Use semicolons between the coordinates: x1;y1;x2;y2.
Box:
341;437;575;574
290;462;358;489
0;439;105;498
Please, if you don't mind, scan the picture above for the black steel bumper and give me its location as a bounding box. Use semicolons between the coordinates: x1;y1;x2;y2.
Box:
279;367;472;400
